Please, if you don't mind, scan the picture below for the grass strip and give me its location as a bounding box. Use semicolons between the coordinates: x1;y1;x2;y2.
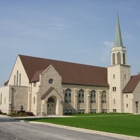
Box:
24;114;140;137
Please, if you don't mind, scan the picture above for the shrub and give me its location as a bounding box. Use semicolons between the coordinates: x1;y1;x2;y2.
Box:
2;113;7;115
9;112;17;116
0;110;2;114
26;112;34;116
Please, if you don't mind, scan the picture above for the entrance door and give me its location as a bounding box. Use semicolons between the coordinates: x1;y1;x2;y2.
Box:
47;97;55;115
136;102;138;113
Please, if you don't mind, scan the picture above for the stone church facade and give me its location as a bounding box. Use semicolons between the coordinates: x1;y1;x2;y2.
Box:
0;16;140;116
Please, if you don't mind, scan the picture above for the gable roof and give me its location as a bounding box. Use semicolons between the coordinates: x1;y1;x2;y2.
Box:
19;54;108;87
41;87;54;100
123;75;140;93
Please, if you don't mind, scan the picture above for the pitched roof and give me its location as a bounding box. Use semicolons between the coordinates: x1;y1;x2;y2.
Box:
19;54;108;87
123;75;140;93
41;87;54;99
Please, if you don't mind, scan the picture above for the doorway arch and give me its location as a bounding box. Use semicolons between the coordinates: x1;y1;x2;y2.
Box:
47;97;56;115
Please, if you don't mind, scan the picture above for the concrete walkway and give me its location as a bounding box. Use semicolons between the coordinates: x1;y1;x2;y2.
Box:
0;114;140;140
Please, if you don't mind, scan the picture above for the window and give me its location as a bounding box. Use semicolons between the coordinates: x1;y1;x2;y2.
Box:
33;97;35;104
124;74;126;79
113;99;115;104
112;53;115;65
102;91;106;103
102;109;107;113
48;78;53;84
123;53;125;64
4;98;6;104
0;93;2;104
113;87;116;91
65;89;71;103
14;75;16;85
126;104;128;108
126;94;128;98
91;90;96;103
113;109;116;112
16;70;19;86
117;52;121;64
33;82;36;87
19;73;21;86
78;89;84;103
113;74;115;79
78;109;85;114
90;109;96;113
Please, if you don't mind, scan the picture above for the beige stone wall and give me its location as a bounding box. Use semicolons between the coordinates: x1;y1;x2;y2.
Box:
36;65;63;116
10;86;28;112
29;81;40;115
8;56;29;86
123;93;133;113
108;65;131;113
133;81;140;114
63;84;109;113
0;86;10;114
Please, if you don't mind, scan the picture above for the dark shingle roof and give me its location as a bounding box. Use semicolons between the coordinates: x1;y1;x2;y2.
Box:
123;75;140;93
19;54;108;87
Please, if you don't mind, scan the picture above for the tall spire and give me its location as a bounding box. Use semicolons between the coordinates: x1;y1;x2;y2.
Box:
114;14;123;47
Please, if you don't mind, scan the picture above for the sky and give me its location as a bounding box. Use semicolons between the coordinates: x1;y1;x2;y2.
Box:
0;0;140;86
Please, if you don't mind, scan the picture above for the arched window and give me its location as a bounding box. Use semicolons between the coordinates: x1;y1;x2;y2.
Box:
48;97;55;102
16;70;19;86
78;89;84;103
112;53;115;65
65;89;71;103
14;75;16;85
19;73;21;86
123;53;125;64
102;91;107;103
117;52;121;64
33;97;35;104
91;90;96;103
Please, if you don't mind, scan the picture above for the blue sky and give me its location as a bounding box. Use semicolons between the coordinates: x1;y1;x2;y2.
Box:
0;0;140;86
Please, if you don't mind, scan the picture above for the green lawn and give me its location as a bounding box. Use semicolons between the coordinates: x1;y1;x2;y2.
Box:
25;113;140;137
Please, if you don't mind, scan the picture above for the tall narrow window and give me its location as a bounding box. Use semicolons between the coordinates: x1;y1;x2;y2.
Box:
0;93;2;104
113;74;115;79
33;97;35;104
112;53;115;65
78;89;84;103
117;52;121;64
102;91;107;103
64;89;71;103
123;53;125;64
14;75;16;85
19;73;21;86
91;90;96;103
16;70;19;86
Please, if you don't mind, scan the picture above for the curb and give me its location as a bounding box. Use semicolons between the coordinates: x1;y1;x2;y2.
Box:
20;120;140;140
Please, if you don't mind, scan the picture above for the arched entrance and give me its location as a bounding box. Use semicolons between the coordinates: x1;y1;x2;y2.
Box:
47;97;56;115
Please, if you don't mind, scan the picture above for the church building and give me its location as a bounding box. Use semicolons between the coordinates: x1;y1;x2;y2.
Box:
0;15;140;116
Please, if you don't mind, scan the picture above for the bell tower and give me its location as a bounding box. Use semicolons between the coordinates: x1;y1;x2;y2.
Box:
111;14;127;65
108;15;131;113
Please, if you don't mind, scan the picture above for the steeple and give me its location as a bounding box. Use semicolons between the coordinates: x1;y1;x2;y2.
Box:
111;14;127;65
114;14;123;47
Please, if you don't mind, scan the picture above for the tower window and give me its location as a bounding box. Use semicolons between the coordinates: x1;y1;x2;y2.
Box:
123;53;126;64
113;74;115;79
117;52;121;64
112;53;115;65
113;87;116;91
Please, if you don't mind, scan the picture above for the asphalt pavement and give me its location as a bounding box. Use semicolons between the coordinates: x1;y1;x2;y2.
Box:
0;115;139;140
